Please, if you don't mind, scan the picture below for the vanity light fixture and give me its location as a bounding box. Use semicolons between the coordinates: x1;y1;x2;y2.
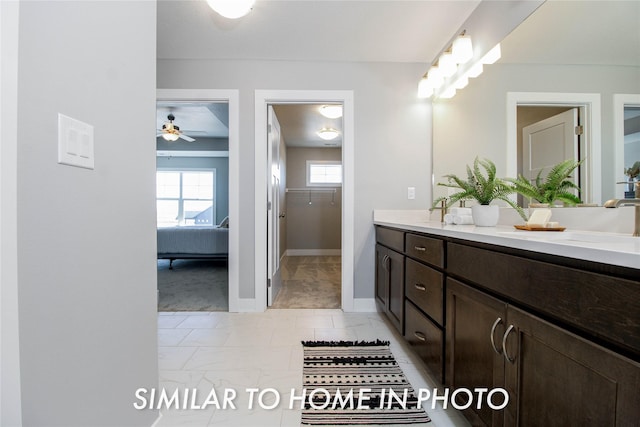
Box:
317;128;340;140
319;105;343;119
418;41;502;100
206;0;255;19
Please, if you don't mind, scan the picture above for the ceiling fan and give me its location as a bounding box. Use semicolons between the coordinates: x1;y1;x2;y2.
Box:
157;114;195;142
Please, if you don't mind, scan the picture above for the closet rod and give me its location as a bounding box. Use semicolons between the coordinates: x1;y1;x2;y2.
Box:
285;188;337;193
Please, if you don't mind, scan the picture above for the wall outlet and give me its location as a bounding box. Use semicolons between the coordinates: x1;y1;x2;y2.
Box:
408;187;415;200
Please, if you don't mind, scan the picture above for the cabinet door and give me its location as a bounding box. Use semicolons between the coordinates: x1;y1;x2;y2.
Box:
375;244;388;311
386;248;404;333
503;306;640;427
447;278;507;427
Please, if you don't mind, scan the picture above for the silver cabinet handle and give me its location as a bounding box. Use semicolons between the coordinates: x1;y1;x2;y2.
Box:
502;324;516;363
490;317;503;355
414;283;427;291
414;246;427;252
414;331;427;342
382;254;390;271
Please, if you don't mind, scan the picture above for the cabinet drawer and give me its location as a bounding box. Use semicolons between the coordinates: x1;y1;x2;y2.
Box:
376;226;404;252
405;233;444;268
405;300;444;384
405;258;444;326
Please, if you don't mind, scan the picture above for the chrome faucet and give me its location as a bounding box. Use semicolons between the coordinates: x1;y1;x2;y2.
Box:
604;182;640;237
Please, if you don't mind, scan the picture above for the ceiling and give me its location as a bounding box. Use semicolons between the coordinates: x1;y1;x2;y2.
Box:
156;102;229;140
156;0;481;148
156;1;640;148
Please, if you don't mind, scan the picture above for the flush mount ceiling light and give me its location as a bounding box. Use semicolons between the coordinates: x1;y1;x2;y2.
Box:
319;105;343;119
317;128;340;140
206;0;255;19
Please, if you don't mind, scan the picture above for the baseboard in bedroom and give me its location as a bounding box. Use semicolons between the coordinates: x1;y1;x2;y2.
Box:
285;249;342;257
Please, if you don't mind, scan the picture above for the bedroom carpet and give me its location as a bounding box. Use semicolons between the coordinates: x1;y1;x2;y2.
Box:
157;259;228;312
271;256;341;309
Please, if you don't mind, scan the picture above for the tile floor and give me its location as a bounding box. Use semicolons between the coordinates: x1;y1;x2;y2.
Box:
156;309;470;427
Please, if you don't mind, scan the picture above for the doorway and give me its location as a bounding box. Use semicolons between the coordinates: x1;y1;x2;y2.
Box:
156;89;241;311
254;90;355;312
267;103;343;308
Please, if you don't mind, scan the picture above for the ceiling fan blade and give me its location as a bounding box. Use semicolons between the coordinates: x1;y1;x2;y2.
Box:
180;134;196;142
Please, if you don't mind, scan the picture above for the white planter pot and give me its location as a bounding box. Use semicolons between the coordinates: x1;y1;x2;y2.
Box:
472;204;500;227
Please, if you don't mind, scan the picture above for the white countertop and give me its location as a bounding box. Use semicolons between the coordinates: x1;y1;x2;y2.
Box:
373;210;640;270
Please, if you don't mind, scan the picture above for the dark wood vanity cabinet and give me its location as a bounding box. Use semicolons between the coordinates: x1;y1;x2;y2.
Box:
375;232;405;333
374;225;640;426
447;277;640;427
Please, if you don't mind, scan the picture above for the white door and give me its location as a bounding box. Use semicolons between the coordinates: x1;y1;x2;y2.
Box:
522;108;580;197
267;106;282;306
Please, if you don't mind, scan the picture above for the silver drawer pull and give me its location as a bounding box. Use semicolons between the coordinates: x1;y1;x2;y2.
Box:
414;246;427;252
413;331;427;342
414;283;427;291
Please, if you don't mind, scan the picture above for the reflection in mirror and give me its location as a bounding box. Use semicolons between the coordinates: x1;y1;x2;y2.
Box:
624;106;640;172
614;94;640;198
432;0;640;207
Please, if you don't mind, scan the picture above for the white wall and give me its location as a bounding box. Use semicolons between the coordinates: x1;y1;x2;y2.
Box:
1;0;22;425
158;59;432;299
433;63;640;204
17;2;158;425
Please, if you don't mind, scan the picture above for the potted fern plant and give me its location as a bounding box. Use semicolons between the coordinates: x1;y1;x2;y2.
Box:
506;159;582;207
433;157;526;226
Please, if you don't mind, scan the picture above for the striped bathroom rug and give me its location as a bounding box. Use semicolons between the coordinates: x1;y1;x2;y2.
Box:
300;340;431;426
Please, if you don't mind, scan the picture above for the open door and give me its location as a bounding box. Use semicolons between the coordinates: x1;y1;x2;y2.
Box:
267;105;282;306
522;108;580;200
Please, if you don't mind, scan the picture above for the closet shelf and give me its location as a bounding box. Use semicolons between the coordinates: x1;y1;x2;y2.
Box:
286;188;338;193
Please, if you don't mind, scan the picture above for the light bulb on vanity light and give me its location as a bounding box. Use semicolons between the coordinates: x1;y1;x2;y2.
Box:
452;34;473;64
417;76;434;98
438;52;457;78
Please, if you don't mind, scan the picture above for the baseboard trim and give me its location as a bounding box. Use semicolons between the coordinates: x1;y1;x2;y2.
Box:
151;412;163;427
233;298;260;313
351;298;377;312
285;249;342;257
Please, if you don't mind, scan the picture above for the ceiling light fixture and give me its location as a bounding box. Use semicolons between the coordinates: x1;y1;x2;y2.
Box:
206;0;255;19
162;132;180;142
317;128;340;141
319;105;343;119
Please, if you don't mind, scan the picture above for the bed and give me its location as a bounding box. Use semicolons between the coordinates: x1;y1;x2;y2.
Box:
157;224;228;269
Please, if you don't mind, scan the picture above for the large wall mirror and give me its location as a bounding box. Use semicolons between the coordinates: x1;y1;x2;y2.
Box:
433;0;640;206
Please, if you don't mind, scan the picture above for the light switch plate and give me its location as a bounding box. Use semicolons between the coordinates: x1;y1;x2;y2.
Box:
58;114;94;169
408;186;416;200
